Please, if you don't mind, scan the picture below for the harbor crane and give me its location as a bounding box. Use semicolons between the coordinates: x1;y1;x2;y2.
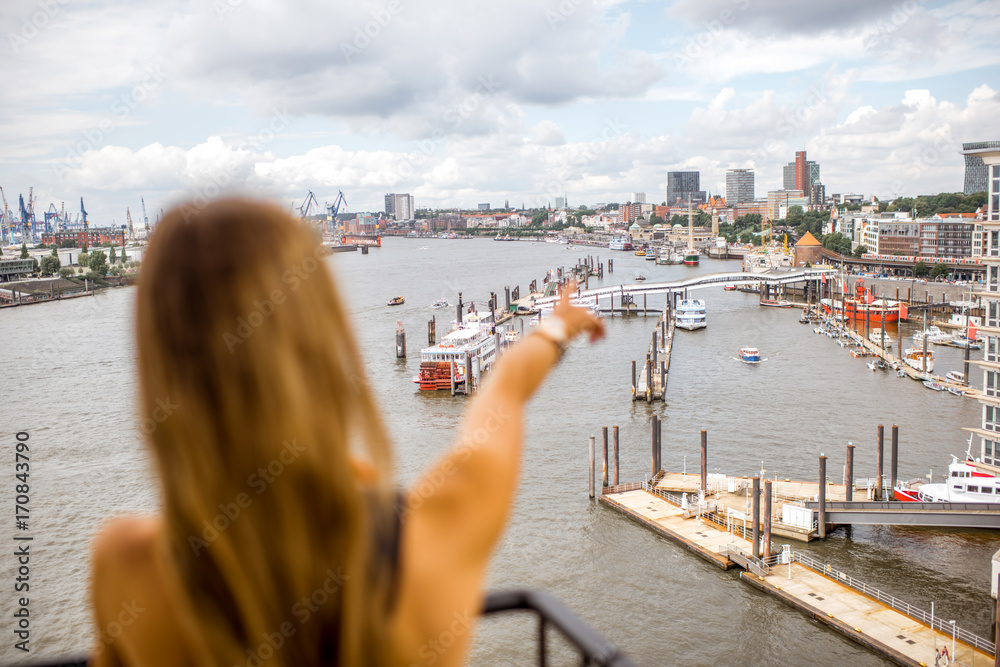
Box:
141;197;150;235
80;197;88;231
298;191;320;220
126;207;135;240
326;191;347;234
19;194;31;241
0;187;9;243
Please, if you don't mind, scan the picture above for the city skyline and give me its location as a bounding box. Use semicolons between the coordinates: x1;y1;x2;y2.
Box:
0;0;998;223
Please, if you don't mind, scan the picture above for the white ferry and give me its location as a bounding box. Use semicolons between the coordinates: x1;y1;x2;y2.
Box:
675;299;707;330
895;456;1000;503
413;312;498;391
913;326;950;345
609;235;633;251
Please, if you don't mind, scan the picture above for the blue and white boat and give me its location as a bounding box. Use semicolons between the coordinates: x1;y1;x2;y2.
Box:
675;299;706;330
739;347;761;363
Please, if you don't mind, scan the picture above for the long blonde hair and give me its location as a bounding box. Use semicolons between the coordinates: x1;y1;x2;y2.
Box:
136;197;394;666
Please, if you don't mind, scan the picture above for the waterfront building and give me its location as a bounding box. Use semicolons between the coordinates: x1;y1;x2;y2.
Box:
875;221;920;256
666;171;706;206
349;212;378;234
918;219;974;260
793;231;823;266
478;203;491;211
0;258;36;281
766;189;805;220
964;145;1000;465
962;141;1000;195
41;228;125;247
725;169;754;204
384;193;415;221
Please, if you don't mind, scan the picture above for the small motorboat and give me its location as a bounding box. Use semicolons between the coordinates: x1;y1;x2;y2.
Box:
922;380;946;392
760;299;792;308
636;275;647;281
947;387;965;396
431;299;449;309
723;284;737;291
634;250;646;257
528;315;539;326
387;296;405;306
739;347;761;363
946;371;966;384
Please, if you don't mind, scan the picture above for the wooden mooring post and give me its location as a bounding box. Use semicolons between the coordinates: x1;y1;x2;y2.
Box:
700;429;707;493
650;415;658;477
751;476;761;559
818;454;828;539
763;479;773;559
602;426;609;488
876;424;884;500
846;442;854;502
613;424;620;485
395;322;406;358
428;316;436;344
589;435;596;499
890;424;898;496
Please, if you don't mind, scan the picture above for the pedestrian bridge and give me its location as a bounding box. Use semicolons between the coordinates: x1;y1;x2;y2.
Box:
804;500;1000;530
532;269;835;307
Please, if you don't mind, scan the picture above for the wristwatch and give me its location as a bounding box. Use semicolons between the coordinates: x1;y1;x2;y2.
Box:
536;315;570;357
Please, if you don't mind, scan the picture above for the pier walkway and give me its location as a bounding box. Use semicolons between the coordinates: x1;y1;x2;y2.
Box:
804;500;1000;529
633;309;673;401
745;556;994;667
599;484;996;665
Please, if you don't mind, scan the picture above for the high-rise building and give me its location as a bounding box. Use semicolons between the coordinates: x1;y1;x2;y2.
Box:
810;183;826;208
782;152;820;193
963;141;1000;194
666;171;706;206
630;192;647;204
959;145;1000;467
555;196;566;209
725;169;755;204
384;193;414;221
782;164;796;191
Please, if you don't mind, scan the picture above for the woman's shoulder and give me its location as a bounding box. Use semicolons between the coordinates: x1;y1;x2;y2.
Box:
93;515;161;570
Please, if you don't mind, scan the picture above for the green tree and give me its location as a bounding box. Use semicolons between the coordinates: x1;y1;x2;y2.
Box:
39;255;60;276
109;246;117;263
913;260;930;277
81;243;88;252
930;263;950;279
649;214;664;227
58;267;74;279
738;231;753;244
77;251;89;268
531;210;548;226
0;245;3;256
852;245;867;258
120;247;128;263
20;242;28;259
88;250;109;276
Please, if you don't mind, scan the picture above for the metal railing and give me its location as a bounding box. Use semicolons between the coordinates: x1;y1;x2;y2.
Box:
791;552;996;656
483;590;636;666
13;591;635;667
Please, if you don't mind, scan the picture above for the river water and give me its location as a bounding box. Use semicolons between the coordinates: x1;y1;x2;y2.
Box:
0;237;993;666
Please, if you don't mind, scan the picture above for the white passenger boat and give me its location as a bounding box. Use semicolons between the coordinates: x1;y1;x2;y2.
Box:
504;329;519;343
895;454;1000;503
675;299;707;330
903;347;935;373
869;328;892;348
413;312;498;391
912;326;950;345
430;299;449;309
738;347;761;363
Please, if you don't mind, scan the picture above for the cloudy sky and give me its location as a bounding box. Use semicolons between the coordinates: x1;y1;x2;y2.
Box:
2;0;999;224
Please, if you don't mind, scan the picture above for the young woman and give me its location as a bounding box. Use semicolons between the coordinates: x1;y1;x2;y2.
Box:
90;198;603;666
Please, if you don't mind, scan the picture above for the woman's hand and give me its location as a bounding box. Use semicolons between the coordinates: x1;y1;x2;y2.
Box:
553;280;605;343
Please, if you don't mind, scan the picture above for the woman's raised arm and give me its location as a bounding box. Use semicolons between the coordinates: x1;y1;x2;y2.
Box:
391;284;603;665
